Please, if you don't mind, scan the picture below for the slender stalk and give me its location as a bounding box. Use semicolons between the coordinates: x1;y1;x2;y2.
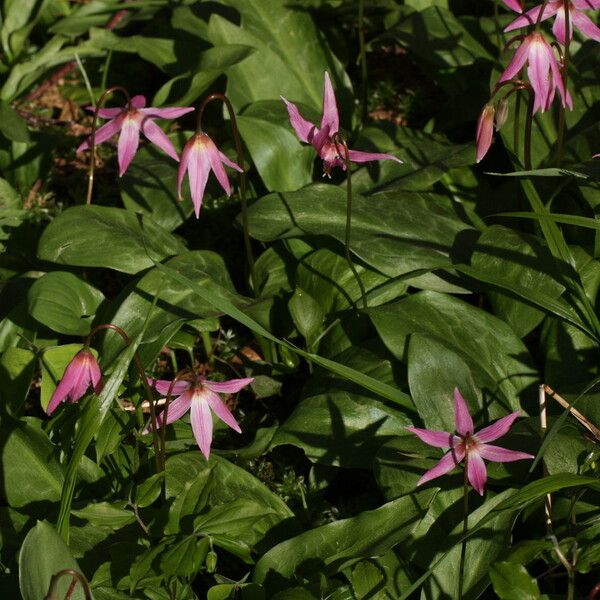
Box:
556;2;571;165
333;133;367;310
514;87;522;156
535;0;552;29
494;0;502;56
197;93;256;292
85;86;131;205
458;457;469;600
358;0;368;126
523;85;535;170
45;569;92;600
86;324;161;473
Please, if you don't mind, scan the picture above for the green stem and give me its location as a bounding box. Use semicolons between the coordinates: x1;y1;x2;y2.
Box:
201;331;214;365
197;93;257;293
523;86;535;171
458;458;469;600
494;0;502;56
513;87;521;157
45;569;92;600
358;0;368;126
85;86;131;205
334;134;368;310
556;3;571;166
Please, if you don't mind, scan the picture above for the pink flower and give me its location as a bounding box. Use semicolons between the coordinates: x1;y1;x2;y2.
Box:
502;0;524;11
77;95;194;176
505;0;600;46
406;388;534;495
476;104;495;163
498;32;572;113
46;348;102;415
145;375;254;459
281;72;402;177
177;132;243;218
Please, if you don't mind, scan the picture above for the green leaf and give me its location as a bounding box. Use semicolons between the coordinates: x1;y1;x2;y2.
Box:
244;184;473;292
0;101;30;143
27;271;104;336
0;346;36;415
37;205;185;274
288;287;324;344
71;502;135;529
370;291;537;413
254;489;435;588
160;536;208;578
490;562;542;600
208;583;265;600
19;521;88;600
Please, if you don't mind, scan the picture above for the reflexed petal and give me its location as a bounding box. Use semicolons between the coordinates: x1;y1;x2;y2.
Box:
467;451;487;495
552;6;573;45
203;377;254;394
208;144;232;196
476;412;520;443
281;96;316;143
454;388;474;436
153;392;193;429
573;0;600;9
205;390;242;433
347;149;402;164
418;447;465;486
219;151;243;172
96;107;124;118
571;8;600;42
312;123;331;154
131;95;147;109
478;444;534;462
405;426;458;449
77;116;124;153
141;117;179;161
502;0;524;11
117;116;141;176
504;5;556;33
148;378;191;396
320;71;340;136
498;36;532;83
140;106;194;119
190;397;213;460
548;49;570;109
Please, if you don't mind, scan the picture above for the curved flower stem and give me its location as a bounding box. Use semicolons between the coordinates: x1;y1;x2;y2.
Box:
197;93;257;293
86;324;161;473
458;457;469;600
333;133;367;310
358;0;368;126
556;4;571;165
85;86;131;205
45;569;92;600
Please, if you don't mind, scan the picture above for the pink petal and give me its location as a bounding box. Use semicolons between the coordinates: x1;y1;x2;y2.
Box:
281;96;316;143
117;116;141;176
476;105;495;163
140;106;194;119
571;8;600;42
467;450;487;495
208;144;233;196
153;392;193;429
320;71;340;137
548;49;570;109
347;149;403;164
178;137;194;200
418;447;465;486
76;116;124;153
573;0;600;9
205;390;242;433
141;117;179;161
219;151;243;173
131;95;147;109
148;378;191;396
454;388;474;436
478;444;534;463
476;412;520;443
187;142;211;218
202;377;254;394
504;5;556;33
190;396;213;460
96;107;124;119
312;123;331;154
406;426;458;449
498;36;532;83
47;354;85;414
88;355;102;394
527;37;552;111
502;0;524;11
552;6;572;45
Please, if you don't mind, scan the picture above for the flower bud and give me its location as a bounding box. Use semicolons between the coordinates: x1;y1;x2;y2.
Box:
205;550;218;573
495;98;509;131
475;104;495;164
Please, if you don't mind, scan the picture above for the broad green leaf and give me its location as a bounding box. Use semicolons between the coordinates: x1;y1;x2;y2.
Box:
19;521;87;600
0;346;36;415
160;536;208;578
37;205;185;274
254;489;435;588
1;414;64;507
370;291;537;412
208;583;265;600
288;287;323;344
27;271;104;336
71;502;135;529
0;101;30;143
244;184;473;292
490;561;542;600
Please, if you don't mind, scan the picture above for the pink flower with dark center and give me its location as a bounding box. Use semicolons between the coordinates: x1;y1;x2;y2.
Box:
177;132;243;218
77;95;194;176
498;32;572;113
406;388;534;495
476;104;496;163
281;72;402;177
46;348;102;415
145;375;254;459
505;0;600;46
